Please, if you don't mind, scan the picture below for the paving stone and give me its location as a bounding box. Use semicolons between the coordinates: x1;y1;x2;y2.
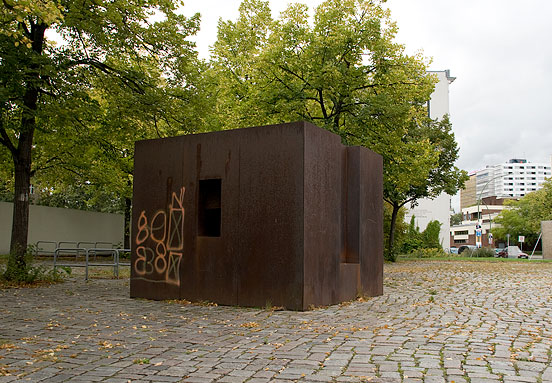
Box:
2;260;552;383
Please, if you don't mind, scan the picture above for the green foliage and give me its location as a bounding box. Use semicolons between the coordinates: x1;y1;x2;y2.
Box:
422;220;442;249
384;202;407;257
399;218;442;255
1;0;210;267
493;179;552;248
1;246;69;284
450;212;463;226
212;0;467;261
33;184;125;213
470;247;495;258
400;216;423;254
0;180;12;202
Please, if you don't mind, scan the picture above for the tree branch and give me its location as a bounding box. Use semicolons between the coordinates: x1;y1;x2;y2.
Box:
30;155;63;176
277;64;312;88
318;88;328;119
2;0;14;10
0;122;17;156
20;20;31;37
66;58;146;95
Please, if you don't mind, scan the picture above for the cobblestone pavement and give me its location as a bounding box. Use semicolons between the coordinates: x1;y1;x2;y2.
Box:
2;260;552;383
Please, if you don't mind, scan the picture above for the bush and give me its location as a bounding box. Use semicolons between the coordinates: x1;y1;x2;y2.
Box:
422;220;442;249
471;247;495;258
399;218;443;255
404;248;447;258
1;246;69;284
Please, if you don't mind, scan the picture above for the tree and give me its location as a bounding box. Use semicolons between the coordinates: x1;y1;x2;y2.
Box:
384;201;407;256
212;0;467;260
450;212;463;226
400;216;423;254
398;217;442;255
0;0;202;277
493;179;552;249
382;116;467;260
422;220;442;249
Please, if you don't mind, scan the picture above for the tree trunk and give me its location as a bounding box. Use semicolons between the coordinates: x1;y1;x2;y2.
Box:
387;203;400;262
7;22;46;272
10;163;32;266
9;103;37;267
124;196;132;249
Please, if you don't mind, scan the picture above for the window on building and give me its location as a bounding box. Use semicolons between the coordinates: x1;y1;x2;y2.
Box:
198;179;222;237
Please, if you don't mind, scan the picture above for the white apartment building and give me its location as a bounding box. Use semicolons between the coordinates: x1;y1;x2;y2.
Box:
451;158;551;247
405;70;455;249
476;159;551;199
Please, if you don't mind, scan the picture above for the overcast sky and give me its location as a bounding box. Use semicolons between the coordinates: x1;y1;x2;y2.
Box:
181;0;552;174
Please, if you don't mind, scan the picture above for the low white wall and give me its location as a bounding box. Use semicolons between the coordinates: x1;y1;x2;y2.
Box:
0;202;124;254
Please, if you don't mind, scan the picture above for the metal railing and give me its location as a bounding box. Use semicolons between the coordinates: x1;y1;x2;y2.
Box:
34;241;57;257
35;241;121;258
47;244;130;280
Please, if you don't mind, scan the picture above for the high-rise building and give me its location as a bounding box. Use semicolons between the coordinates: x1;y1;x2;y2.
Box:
475;159;551;200
460;173;477;209
452;158;551;247
405;70;455;249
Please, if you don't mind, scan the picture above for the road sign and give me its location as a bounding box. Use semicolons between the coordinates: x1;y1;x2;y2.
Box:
519;236;525;243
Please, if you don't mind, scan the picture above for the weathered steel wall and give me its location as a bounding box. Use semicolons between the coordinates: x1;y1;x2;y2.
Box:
358;147;384;297
131;121;383;310
236;126;305;309
302;125;342;308
542;221;552;260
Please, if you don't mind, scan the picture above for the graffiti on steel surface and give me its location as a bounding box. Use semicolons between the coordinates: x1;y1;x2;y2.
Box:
134;187;185;286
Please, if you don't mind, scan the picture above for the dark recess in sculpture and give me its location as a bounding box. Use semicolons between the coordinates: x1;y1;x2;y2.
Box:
131;121;383;310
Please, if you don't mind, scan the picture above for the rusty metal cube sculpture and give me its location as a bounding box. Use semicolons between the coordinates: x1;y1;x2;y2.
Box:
131;121;383;310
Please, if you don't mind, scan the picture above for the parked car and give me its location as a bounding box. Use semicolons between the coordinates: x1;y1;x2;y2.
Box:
496;246;528;259
449;247;459;254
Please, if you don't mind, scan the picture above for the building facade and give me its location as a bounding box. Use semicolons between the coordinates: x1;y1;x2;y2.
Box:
450;197;507;247
453;159;551;247
405;70;456;250
476;159;551;200
460;173;477;210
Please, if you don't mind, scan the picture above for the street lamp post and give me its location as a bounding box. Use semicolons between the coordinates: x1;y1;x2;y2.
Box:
476;173;503;247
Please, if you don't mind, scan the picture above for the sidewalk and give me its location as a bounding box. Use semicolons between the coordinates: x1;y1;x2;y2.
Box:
1;260;552;382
